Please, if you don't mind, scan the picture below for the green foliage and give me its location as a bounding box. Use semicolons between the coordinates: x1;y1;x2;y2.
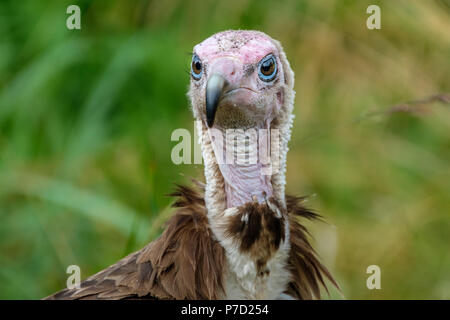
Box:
0;0;448;299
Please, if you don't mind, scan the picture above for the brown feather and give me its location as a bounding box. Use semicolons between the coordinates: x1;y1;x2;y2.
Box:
225;198;286;275
284;195;340;299
45;184;225;300
44;186;338;300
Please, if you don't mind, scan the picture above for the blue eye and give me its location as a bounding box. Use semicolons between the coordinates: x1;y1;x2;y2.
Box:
258;54;277;82
191;54;203;80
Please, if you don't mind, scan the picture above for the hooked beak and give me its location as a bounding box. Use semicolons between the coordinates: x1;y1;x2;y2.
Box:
205;74;227;127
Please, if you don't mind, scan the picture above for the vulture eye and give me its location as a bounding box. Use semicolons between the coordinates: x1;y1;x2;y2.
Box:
258;54;277;82
191;55;203;80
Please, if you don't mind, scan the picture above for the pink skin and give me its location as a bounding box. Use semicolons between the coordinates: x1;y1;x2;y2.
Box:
194;32;275;66
192;31;285;208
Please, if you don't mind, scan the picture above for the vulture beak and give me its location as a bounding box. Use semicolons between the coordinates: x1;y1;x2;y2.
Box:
206;73;227;127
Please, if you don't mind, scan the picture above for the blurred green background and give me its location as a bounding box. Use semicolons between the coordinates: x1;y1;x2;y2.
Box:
0;0;449;299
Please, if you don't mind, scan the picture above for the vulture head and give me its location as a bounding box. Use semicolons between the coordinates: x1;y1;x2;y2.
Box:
188;30;295;215
189;30;293;130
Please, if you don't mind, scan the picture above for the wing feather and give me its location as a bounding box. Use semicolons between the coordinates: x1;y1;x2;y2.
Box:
44;184;226;300
44;186;338;300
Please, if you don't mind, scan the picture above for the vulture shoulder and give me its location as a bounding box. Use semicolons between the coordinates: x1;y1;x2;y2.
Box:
44;185;337;300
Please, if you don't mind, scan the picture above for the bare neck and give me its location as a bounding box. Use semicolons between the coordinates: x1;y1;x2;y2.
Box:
222;163;273;208
196;120;286;220
212;123;274;208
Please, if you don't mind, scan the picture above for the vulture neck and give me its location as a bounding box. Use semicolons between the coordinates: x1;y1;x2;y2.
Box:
196;116;289;223
208;121;276;208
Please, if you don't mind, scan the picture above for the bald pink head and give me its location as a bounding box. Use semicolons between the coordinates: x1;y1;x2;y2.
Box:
194;30;278;67
187;30;295;208
189;30;289;130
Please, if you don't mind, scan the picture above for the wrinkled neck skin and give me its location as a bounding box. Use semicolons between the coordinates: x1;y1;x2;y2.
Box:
210;120;274;208
222;162;273;208
196;110;291;224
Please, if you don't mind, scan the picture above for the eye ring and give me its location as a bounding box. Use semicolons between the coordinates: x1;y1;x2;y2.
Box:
258;54;277;82
191;54;203;80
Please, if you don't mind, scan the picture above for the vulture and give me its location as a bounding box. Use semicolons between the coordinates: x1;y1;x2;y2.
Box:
45;30;338;300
